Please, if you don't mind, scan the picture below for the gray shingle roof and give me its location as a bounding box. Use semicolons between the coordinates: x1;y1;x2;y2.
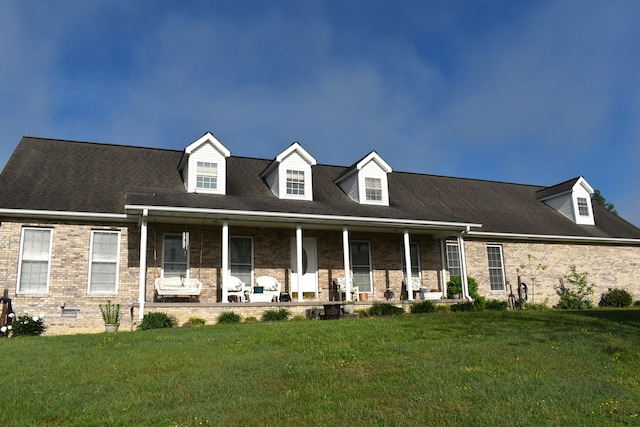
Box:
2;136;639;240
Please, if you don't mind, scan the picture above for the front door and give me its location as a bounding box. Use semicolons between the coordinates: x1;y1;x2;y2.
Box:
290;237;317;294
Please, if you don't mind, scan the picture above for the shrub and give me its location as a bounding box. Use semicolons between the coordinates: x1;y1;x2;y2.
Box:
11;314;46;337
599;288;633;307
217;311;241;324
634;301;640;307
555;265;594;310
183;317;206;327
410;300;436;314
244;316;258;323
484;299;508;311
137;312;177;330
368;303;404;316
261;309;291;322
447;276;481;300
524;302;550;311
436;305;450;313
450;302;477;312
292;315;307;321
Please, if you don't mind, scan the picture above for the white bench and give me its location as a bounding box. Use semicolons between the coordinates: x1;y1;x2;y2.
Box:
155;277;203;298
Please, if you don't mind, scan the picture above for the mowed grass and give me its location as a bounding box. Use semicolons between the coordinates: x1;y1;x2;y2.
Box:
1;309;639;426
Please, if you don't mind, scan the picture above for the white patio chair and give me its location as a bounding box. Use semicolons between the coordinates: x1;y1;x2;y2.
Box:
255;276;282;302
227;276;249;303
335;276;359;301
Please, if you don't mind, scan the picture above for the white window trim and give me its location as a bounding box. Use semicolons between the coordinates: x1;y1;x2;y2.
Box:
365;177;383;202
161;233;190;279
401;242;421;279
16;227;53;295
87;230;121;295
446;242;462;278
196;161;218;190
350;240;373;294
285;169;306;196
487;244;506;292
229;235;254;287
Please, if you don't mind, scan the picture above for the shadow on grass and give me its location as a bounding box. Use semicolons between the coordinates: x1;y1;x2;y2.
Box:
564;308;640;329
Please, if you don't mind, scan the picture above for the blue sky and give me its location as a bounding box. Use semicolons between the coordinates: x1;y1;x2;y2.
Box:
1;0;639;226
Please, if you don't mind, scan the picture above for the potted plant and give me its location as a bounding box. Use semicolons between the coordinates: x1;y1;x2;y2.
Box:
100;300;121;333
447;276;463;299
342;300;355;314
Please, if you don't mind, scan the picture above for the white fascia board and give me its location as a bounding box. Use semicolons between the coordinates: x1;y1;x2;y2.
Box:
275;142;317;165
576;176;594;194
358;151;392;173
468;230;640;246
125;204;481;231
185;132;231;157
0;208;132;222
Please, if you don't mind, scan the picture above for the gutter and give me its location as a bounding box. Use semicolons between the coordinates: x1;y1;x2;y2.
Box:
124;204;482;231
0;208;132;222
467;231;640;246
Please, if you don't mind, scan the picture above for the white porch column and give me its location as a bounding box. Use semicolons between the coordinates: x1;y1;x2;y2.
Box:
296;225;303;302
440;239;448;297
403;230;414;301
221;221;229;303
138;209;148;321
457;231;471;301
342;227;352;301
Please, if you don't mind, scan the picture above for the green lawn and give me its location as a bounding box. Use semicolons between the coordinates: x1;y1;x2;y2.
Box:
1;309;639;426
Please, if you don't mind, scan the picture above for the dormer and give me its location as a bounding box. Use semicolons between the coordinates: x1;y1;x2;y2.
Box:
335;151;392;206
537;176;595;225
260;142;316;201
179;132;231;195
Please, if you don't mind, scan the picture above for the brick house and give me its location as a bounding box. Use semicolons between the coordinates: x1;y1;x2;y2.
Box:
1;132;639;335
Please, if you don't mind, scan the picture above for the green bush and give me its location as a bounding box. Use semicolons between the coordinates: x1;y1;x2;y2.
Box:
183;317;206;327
447;276;481;300
10;314;46;337
137;312;178;330
484;299;508;311
244;316;258;323
368;303;404;316
634;301;640;307
261;309;291;322
599;288;633;307
217;311;241;324
450;302;477;312
99;300;121;324
436;305;450;313
555;265;594;310
524;302;550;311
410;300;436;314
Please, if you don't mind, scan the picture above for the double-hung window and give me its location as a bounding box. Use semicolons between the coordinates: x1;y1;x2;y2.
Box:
365;177;382;201
17;228;53;294
446;242;462;277
577;197;590;216
196;161;217;190
487;245;506;291
286;170;305;195
162;234;189;278
401;242;420;279
89;230;120;294
351;241;372;293
230;236;253;286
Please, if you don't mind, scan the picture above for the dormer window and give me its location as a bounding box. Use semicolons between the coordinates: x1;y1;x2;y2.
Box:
537;176;595;225
196;162;217;190
335;151;392;206
261;142;316;201
179;132;230;195
286;170;305;196
577;197;589;216
365;177;382;201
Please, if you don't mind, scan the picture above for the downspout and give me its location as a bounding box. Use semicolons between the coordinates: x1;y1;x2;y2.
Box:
138;209;148;321
458;226;472;301
403;230;414;301
342;227;352;301
221;221;229;303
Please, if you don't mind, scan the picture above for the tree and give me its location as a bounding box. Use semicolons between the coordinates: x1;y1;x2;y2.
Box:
592;189;618;215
